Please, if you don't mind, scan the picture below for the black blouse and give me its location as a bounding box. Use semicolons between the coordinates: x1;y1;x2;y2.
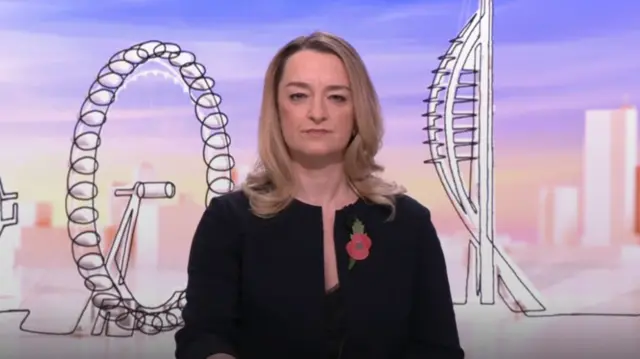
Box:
325;284;346;359
175;190;464;359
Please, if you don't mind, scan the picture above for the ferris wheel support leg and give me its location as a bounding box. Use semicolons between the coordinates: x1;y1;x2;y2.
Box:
96;298;138;337
75;182;168;337
71;293;136;337
74;254;140;336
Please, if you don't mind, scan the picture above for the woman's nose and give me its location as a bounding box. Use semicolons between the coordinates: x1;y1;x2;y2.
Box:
307;98;328;123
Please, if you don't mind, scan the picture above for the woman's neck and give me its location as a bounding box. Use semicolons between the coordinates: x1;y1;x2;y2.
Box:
291;161;356;209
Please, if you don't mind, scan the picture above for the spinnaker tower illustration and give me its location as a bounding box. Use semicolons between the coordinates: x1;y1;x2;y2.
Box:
423;0;545;313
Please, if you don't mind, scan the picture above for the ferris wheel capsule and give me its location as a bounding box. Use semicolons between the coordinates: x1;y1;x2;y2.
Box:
192;77;215;91
97;72;124;88
196;93;222;108
68;181;98;201
161;43;181;55
123;48;146;64
72;231;100;247
70;157;98;175
200;112;228;129
210;154;235;171
108;60;135;75
169;51;196;68
180;63;206;78
137;40;162;56
79;110;106;126
74;132;100;151
68;206;98;225
89;89;115;106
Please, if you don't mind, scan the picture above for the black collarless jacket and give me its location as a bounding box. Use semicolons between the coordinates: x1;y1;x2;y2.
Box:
175;191;464;359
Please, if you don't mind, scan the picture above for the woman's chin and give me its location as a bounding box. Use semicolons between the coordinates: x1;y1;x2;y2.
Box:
292;147;344;163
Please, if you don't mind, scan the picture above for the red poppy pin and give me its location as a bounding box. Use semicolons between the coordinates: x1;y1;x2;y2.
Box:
346;218;371;270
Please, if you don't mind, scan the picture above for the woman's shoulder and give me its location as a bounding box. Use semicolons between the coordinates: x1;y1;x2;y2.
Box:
388;195;441;250
391;193;432;222
211;189;250;208
207;189;252;221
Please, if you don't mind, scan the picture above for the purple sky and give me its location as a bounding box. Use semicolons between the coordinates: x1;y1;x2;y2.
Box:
0;0;638;152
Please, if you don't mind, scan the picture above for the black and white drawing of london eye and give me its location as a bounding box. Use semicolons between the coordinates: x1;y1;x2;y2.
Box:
423;0;545;313
65;40;235;336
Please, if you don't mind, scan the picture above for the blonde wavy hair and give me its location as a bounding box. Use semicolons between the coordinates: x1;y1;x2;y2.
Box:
242;31;405;218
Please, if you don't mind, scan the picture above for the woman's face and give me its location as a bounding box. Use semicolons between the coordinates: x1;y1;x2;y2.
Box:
277;49;355;163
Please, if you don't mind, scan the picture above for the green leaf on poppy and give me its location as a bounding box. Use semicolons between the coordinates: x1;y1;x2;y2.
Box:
348;258;356;270
351;218;365;234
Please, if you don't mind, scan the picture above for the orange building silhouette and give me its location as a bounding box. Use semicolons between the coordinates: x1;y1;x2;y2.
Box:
14;202;70;269
537;187;579;246
102;224;137;268
158;194;203;270
34;202;53;227
231;167;238;184
16;227;73;268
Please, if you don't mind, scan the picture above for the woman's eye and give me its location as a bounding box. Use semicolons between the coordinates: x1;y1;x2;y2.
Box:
329;95;347;102
290;93;307;100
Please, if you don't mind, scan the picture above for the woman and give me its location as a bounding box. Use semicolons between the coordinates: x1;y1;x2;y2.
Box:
174;31;465;359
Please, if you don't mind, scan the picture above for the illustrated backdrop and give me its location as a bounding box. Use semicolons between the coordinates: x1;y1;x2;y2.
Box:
1;0;640;358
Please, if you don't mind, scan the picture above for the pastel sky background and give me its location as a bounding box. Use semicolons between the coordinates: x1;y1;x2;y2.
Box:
0;0;639;241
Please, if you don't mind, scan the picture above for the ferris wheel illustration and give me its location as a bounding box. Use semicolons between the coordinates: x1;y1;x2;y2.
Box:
424;0;545;313
65;40;235;336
